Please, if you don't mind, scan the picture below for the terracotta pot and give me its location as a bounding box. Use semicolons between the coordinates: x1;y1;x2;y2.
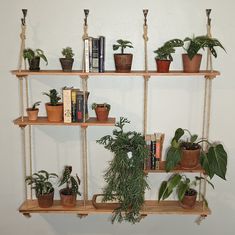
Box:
60;58;74;72
28;57;40;71
155;59;171;73
60;189;77;207
182;54;202;73
37;190;54;208
26;108;39;121
95;106;110;121
180;189;197;209
114;54;133;72
45;102;63;122
180;148;200;169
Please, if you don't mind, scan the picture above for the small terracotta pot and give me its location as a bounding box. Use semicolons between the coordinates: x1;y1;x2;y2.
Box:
155;59;171;73
60;189;77;207
182;54;202;73
95;106;110;121
114;54;133;72
37;190;54;208
180;189;197;209
28;57;40;71
60;58;74;72
45;102;63;122
180;148;201;169
26;108;39;121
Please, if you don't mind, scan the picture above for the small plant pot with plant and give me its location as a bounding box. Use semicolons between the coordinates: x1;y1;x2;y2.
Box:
25;170;58;208
23;48;48;71
43;89;63;122
60;47;75;72
182;35;225;72
154;39;183;73
26;101;41;121
92;103;111;121
59;166;81;207
158;174;214;209
113;39;133;73
165;128;228;181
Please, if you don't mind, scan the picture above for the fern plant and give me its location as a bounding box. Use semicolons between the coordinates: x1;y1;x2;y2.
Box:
97;117;149;224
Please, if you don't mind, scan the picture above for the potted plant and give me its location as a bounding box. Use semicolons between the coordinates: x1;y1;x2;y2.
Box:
43;89;63;122
59;47;75;72
23;48;48;71
113;39;134;72
165;128;228;180
182;35;225;72
25;170;58;208
154;39;183;72
91;102;111;121
97;117;149;223
158;173;214;209
59;166;81;207
26;101;41;121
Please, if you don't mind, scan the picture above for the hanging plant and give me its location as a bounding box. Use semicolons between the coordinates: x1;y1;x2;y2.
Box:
97;117;149;224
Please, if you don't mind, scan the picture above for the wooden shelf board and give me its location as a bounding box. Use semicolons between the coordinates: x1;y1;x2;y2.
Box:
13;117;116;127
145;161;204;173
19;200;211;216
11;70;220;77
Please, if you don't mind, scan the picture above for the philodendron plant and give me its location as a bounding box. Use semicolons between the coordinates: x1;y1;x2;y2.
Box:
113;39;133;54
165;128;227;180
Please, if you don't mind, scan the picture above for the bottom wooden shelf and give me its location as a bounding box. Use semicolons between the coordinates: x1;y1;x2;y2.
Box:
19;200;211;216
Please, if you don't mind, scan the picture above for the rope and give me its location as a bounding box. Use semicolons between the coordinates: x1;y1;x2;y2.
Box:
82;25;89;72
143;25;149;72
21;127;27;200
19;78;24;121
18;24;26;71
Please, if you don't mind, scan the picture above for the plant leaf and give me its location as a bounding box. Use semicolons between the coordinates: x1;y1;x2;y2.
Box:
165;147;181;172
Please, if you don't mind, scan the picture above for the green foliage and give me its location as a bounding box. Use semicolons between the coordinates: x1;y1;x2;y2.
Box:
23;48;48;65
158;174;214;205
43;89;61;106
91;102;111;111
183;35;225;60
25;170;58;197
113;39;133;54
97;117;149;224
165;128;228;180
154;39;183;60
31;101;41;110
59;166;81;196
61;47;74;59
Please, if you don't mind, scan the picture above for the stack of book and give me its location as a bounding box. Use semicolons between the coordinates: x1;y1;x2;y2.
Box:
84;36;105;73
145;133;165;170
63;87;89;123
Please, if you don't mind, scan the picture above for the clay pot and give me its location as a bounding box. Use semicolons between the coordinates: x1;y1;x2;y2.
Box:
114;54;133;72
180;148;200;169
26;108;39;121
45;102;63;122
60;189;77;207
180;189;197;209
60;58;74;72
37;190;54;208
95;106;110;121
182;54;202;73
155;59;171;73
28;57;40;71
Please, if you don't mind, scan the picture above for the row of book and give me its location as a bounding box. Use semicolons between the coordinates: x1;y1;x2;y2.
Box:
84;36;105;73
145;133;165;170
63;87;89;123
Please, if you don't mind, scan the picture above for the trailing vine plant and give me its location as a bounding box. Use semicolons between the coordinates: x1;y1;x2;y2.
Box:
97;117;149;224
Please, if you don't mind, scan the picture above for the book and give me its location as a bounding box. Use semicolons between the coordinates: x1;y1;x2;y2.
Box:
88;37;93;72
84;38;90;72
63;88;72;123
92;38;99;72
71;89;80;122
99;36;105;72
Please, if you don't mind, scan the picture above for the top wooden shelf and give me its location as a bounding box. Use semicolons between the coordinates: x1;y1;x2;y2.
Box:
11;70;220;78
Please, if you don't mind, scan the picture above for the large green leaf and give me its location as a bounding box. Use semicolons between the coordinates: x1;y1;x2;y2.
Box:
158;181;167;201
177;181;188;201
200;151;214;179
172;128;184;143
165;147;181;172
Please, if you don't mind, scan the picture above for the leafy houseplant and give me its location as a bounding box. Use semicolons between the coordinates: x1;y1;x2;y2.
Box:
182;35;225;72
23;48;48;71
91;102;111;121
59;166;81;207
165;128;228;180
97;117;149;224
158;174;214;209
25;170;58;208
154;39;183;72
113;39;134;72
60;47;75;72
43;89;63;122
26;101;41;121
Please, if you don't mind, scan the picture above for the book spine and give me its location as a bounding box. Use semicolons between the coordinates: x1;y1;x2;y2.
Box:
71;90;77;122
88;37;93;72
76;92;84;122
150;140;156;170
99;36;105;72
92;38;99;72
84;38;90;72
63;89;72;123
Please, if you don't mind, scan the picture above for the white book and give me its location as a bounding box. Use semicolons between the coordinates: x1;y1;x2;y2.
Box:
63;88;72;123
84;38;90;72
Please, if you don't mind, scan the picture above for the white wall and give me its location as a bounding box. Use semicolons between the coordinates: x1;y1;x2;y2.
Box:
1;0;235;234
